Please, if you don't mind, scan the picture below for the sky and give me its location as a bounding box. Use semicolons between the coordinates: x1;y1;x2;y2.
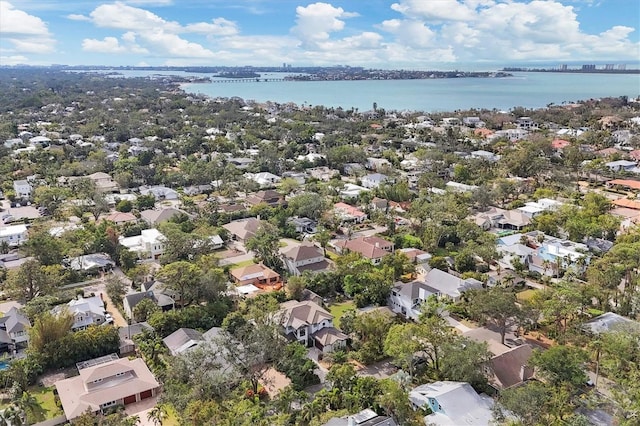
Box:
1;0;639;68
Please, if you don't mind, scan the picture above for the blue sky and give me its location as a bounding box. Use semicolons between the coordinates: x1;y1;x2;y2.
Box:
1;0;639;68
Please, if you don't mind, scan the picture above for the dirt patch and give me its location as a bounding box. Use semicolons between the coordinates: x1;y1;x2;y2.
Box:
216;249;243;259
39;372;68;387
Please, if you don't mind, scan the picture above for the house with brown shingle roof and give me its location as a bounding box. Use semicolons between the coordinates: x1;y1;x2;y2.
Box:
245;189;284;207
223;217;261;242
54;355;161;420
104;211;137;225
332;236;394;265
281;242;333;275
229;263;281;289
278;300;347;352
488;344;534;390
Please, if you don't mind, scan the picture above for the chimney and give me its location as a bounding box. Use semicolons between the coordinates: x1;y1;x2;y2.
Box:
520;364;534;382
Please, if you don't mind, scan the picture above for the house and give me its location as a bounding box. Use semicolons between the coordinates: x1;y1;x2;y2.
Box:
245;172;282;186
463;117;485;128
119;228;166;260
606;160;638;173
370;197;389;211
223;217;261;242
607;179;640;192
12;180;32;199
67;172;119;193
0;307;31;353
339;183;368;200
139;185;179;200
517;116;538;130
422;268;483;301
55;354;161;421
409;381;494;426
140;207;187;226
398;248;431;275
163;327;206;356
582;312;640;335
229;263;282;289
282;242;333;275
279;300;348;353
308;167;339;182
245;189;284;207
344;163;364;175
366;157;392;171
488;344;534;391
361;173;388;189
123;285;175;320
0;224;28;247
289;217;317;234
551;139;571;151
67;253;115;273
388;280;437;321
118;322;153;355
333;202;367;223
182;184;212;196
332;236;394;265
54;295;107;331
473;207;531;231
323;408;397;426
446;181;478;193
517;198;563;218
104;211;138;225
470;150;500;162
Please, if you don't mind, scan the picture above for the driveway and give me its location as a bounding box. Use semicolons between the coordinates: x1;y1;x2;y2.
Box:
355;360;397;379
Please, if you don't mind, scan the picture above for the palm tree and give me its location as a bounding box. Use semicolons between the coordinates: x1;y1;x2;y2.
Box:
15;390;45;424
147;404;168;426
2;405;23;426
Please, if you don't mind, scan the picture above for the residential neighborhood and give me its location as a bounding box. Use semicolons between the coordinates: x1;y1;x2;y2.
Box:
0;69;639;425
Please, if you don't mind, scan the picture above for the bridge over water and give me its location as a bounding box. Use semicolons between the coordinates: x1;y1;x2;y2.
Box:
210;78;287;83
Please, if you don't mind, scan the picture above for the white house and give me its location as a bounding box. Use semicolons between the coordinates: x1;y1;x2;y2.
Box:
54;296;107;331
361;173;388;189
245;172;281;186
409;381;494;425
139;185;179;200
0;307;31;352
422;268;483;301
0;224;28;247
119;229;166;260
12;180;32;199
389;280;438;321
606;160;638;173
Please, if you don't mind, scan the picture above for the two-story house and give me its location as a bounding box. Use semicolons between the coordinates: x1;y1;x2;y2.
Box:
245;189;284;207
223;217;262;242
55;354;161;421
282;242;333;276
388;280;438;321
333;202;367;223
123;281;175;321
119;228;166;260
12;180;32;199
0;307;31;353
361;173;388;189
0;224;28;247
54;295;107;331
422;268;483;302
279;300;348;353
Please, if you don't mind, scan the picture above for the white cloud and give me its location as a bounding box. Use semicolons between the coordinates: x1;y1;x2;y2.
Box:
184;18;239;36
382;0;640;63
67;13;90;22
0;1;55;53
0;54;28;65
391;0;476;21
124;0;173;5
82;36;149;54
291;2;358;47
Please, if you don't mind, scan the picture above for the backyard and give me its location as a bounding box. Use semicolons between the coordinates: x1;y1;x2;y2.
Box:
328;301;355;329
0;385;63;422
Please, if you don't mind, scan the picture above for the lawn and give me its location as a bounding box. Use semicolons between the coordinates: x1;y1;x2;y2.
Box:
328;301;355;328
0;385;63;421
517;289;538;302
229;258;256;268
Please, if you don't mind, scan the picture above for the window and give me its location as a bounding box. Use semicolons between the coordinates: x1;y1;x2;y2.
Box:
298;329;306;337
93;378;103;384
115;372;126;377
101;400;116;409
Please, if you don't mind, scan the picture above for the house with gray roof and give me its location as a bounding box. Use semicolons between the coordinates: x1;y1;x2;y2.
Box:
0;307;31;353
409;381;494;425
422;269;483;301
163;328;206;356
123;283;175;321
323;408;397;426
582;312;640;335
388;280;438;321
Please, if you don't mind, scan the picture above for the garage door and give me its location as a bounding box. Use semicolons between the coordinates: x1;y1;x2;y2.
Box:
124;395;137;404
140;389;153;400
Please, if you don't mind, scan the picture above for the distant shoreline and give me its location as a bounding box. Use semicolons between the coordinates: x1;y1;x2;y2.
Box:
503;67;640;74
